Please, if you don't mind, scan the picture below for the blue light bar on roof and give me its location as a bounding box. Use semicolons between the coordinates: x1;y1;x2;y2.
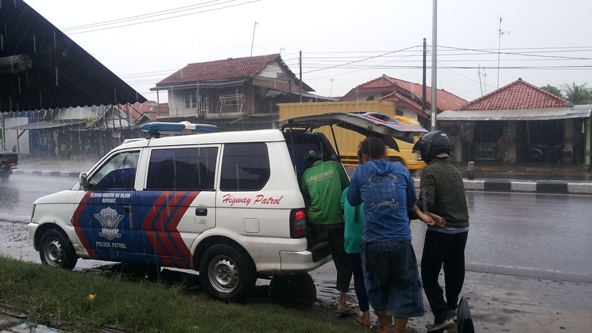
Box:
140;121;217;134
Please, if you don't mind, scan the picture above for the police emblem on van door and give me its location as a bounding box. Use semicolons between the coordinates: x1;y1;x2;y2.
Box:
95;207;124;240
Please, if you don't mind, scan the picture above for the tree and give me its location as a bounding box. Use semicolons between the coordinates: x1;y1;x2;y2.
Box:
540;84;564;98
563;82;592;105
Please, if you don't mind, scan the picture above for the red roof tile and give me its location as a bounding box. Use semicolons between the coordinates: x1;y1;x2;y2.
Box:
380;91;424;112
157;54;282;86
341;74;467;112
460;78;573;110
118;102;169;122
379;91;404;102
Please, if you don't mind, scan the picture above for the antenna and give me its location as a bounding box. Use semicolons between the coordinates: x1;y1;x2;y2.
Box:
483;68;487;94
250;21;258;57
477;65;483;95
497;17;509;88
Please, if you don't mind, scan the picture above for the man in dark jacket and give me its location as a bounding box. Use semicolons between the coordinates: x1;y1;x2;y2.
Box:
413;131;470;332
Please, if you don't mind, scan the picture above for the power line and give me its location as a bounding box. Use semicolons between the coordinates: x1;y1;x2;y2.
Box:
302;45;421;74
62;1;223;31
62;0;261;34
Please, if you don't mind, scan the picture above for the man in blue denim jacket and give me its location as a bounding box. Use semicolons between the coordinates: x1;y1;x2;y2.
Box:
347;137;427;333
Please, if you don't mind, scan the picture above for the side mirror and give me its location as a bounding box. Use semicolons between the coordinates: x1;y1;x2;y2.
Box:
79;172;89;191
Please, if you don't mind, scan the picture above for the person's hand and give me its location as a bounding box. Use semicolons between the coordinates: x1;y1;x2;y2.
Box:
418;212;435;226
427;212;446;227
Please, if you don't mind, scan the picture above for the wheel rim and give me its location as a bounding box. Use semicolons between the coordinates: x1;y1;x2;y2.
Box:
43;236;64;267
207;255;239;294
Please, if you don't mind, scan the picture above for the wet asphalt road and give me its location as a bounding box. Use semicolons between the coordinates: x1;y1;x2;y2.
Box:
2;173;591;282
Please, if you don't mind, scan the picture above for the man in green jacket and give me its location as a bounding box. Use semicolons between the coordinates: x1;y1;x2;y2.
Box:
301;149;352;315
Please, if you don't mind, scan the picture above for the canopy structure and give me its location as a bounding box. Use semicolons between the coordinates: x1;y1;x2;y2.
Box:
0;0;146;112
437;106;592;122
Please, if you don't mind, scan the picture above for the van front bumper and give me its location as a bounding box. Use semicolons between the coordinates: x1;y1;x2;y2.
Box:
27;223;39;250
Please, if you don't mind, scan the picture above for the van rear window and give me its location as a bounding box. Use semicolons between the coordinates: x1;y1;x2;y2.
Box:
146;147;218;191
220;143;270;191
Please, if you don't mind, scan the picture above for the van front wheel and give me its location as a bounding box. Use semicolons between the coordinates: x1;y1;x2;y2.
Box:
39;229;77;270
199;244;255;302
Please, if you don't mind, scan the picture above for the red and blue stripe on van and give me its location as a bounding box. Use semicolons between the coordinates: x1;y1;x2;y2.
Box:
71;190;199;268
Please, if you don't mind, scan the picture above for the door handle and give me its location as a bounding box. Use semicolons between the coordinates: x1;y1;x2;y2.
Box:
195;208;207;216
123;206;131;214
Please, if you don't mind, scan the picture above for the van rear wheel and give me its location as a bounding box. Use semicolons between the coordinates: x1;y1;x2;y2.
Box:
39;229;77;270
199;244;255;302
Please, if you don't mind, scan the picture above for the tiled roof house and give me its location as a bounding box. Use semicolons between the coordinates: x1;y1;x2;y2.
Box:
339;74;467;128
119;101;170;123
152;54;326;121
437;78;591;166
459;78;573;111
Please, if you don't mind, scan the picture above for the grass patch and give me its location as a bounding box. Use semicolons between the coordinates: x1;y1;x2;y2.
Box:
0;256;367;333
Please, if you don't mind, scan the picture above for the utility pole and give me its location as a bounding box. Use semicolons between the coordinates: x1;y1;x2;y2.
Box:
430;0;437;131
422;38;427;114
299;51;303;103
330;78;334;97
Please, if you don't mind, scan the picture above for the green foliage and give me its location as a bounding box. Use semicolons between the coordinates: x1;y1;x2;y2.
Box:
540;84;564;98
563;82;592;105
0;256;369;333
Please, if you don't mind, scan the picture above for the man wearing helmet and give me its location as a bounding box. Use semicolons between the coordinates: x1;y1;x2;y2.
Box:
412;131;470;332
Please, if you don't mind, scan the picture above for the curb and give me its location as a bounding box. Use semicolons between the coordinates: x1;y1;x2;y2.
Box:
13;170;80;178
413;179;592;195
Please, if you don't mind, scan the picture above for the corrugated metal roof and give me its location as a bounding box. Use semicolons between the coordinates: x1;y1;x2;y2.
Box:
0;0;146;112
437;106;591;121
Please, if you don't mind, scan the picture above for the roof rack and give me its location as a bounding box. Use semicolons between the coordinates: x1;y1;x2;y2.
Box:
140;121;217;138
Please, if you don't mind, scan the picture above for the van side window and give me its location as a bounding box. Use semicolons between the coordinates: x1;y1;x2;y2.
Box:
88;150;140;190
220;143;270;191
146;147;218;191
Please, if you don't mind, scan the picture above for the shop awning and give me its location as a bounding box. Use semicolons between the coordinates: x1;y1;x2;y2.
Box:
6;120;85;131
438;105;592;121
0;0;146;112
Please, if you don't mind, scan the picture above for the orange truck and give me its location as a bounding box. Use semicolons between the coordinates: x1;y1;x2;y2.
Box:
278;101;427;171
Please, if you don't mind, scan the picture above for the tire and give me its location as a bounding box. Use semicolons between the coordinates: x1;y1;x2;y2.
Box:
39;229;78;270
199;244;255;302
0;170;9;181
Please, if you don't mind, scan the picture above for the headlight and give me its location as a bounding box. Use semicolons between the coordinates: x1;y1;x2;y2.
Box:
30;204;36;222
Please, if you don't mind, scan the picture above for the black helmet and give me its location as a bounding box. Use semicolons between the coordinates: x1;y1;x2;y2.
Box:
412;131;451;163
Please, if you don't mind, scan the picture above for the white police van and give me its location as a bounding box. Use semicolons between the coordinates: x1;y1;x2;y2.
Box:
28;115;424;302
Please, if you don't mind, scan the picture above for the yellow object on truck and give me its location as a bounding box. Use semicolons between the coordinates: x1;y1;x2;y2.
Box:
278;101;426;171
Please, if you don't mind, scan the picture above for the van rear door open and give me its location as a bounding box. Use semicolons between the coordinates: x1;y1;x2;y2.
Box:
279;112;428;155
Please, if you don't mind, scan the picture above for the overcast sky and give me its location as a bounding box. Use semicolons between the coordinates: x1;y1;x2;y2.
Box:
24;0;592;104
